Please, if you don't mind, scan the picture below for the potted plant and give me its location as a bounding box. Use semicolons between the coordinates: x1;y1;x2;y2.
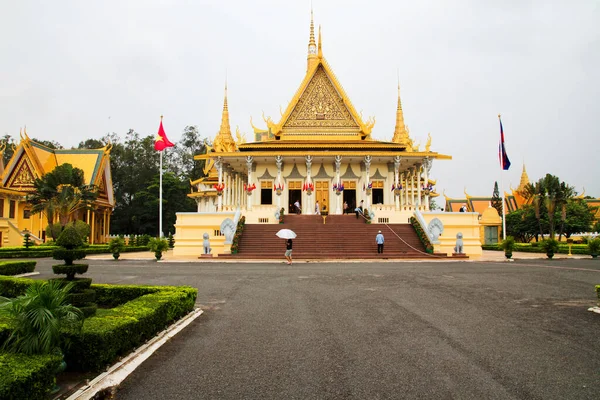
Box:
108;237;125;260
540;238;560;259
501;236;516;259
588;237;600;258
148;237;169;260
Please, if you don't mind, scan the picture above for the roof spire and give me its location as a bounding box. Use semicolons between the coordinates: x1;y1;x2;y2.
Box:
392;78;410;148
307;8;318;70
318;25;322;58
517;163;530;192
214;81;236;152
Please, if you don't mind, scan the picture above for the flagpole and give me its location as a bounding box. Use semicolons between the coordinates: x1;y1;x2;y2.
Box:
499;114;506;241
159;150;163;238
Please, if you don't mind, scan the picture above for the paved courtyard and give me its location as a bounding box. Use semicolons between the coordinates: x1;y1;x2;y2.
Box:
35;257;600;399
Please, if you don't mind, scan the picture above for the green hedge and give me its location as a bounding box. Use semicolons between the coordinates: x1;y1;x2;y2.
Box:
64;285;197;371
596;285;600;303
0;276;36;298
409;217;434;253
483;243;593;255
0;277;197;373
0;353;61;400
0;261;36;276
0;245;149;259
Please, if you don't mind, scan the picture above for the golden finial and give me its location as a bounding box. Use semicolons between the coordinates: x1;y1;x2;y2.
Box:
318;25;322;58
392;78;410;147
307;8;317;70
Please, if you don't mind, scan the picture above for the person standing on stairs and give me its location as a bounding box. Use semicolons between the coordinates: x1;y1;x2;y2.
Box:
315;201;320;215
285;239;293;265
376;230;385;254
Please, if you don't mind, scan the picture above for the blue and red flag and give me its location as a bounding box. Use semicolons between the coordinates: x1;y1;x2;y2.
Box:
498;115;511;170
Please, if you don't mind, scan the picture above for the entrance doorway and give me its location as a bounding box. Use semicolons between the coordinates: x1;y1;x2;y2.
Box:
288;181;302;213
343;190;356;214
315;181;330;213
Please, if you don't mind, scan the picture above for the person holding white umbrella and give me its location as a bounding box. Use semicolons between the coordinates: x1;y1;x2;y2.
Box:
276;229;297;265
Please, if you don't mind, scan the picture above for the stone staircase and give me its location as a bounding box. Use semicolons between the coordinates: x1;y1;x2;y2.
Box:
222;214;449;260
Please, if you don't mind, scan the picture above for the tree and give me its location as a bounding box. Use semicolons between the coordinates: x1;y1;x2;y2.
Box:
167;125;207;180
559;200;594;238
523;174;574;239
491;181;503;217
505;206;540;243
27;164;98;239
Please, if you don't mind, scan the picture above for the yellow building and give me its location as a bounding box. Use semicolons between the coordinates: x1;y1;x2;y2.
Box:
0;132;114;246
173;14;476;257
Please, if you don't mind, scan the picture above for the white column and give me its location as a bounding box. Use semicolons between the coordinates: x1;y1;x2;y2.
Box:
394;156;400;211
217;157;223;212
416;163;422;209
246;156;253;211
423;158;430;211
304;155;313;215
364;155;372;210
410;167;415;207
276;156;283;210
335;155;342;214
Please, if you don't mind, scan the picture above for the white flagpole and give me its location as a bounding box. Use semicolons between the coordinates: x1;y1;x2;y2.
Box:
499;114;506;241
159;150;163;238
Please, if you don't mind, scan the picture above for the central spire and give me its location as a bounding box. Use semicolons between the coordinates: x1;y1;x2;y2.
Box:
392;81;410;147
307;9;318;70
214;82;236;152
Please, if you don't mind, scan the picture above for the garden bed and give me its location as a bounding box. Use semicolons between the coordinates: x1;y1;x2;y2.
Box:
0;276;197;398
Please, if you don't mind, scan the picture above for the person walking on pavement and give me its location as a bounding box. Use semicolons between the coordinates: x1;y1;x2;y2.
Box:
285;239;293;265
376;230;384;254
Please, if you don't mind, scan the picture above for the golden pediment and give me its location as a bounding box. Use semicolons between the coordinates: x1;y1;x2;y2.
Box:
283;66;359;130
7;156;36;189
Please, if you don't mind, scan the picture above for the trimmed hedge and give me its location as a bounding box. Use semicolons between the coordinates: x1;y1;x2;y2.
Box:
0;276;36;298
52;264;89;279
0;245;149;259
0;276;198;373
482;243;594;255
64;285;197;371
0;261;36;276
596;285;600;303
0;353;61;400
409;216;434;253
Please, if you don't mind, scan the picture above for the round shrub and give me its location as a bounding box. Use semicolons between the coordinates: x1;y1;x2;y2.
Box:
52;248;86;266
52;264;89;280
56;225;83;250
48;278;92;291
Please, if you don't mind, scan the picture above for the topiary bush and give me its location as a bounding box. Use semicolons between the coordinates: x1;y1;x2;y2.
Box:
51;225;95;317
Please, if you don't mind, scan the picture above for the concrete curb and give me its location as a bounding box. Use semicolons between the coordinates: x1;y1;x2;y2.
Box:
66;307;204;400
14;271;40;278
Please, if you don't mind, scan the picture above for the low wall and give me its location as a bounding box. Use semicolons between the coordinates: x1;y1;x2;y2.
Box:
173;212;236;257
421;212;483;259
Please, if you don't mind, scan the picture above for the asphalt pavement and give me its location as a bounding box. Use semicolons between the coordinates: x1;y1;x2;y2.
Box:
31;257;600;399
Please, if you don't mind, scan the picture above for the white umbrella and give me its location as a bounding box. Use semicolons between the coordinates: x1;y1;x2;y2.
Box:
276;229;297;239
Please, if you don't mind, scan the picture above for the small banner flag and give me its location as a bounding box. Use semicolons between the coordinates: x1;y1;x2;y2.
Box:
498;115;511;171
154;116;174;151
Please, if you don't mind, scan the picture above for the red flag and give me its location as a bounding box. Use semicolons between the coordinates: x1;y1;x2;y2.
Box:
154;117;174;151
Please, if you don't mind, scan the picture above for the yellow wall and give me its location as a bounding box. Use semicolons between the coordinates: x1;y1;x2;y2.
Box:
173;212;237;257
421;211;483;259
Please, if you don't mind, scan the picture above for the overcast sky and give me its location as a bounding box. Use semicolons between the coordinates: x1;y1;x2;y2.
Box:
1;0;598;200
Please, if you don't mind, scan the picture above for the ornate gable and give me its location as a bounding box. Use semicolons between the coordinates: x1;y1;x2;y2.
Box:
6;154;37;191
283;65;359;130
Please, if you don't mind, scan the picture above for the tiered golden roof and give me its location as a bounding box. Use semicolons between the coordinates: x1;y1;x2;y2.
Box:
391;83;412;148
212;84;237;154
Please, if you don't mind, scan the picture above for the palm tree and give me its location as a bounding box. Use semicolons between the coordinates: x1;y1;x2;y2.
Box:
523;181;546;239
27;164;98;239
557;182;575;240
0;280;83;355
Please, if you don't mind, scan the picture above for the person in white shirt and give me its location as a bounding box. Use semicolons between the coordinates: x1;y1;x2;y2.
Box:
315;201;320;215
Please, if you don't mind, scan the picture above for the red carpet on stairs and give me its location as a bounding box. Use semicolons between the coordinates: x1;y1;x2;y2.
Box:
222;214;447;260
